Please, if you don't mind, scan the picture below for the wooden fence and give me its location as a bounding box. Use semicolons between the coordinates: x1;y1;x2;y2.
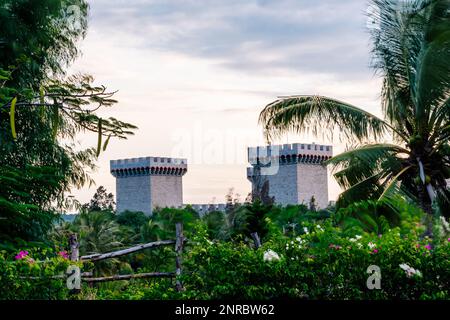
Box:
69;222;186;292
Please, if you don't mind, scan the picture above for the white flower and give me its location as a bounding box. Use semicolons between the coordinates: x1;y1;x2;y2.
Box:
303;227;309;234
399;263;410;271
316;225;324;232
368;242;377;249
399;263;422;278
263;249;280;262
356;243;363;249
350;235;362;242
440;216;450;232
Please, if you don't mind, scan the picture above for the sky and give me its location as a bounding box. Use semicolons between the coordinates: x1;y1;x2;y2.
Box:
69;0;384;207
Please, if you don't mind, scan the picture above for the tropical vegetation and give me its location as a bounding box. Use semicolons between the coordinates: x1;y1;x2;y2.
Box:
0;0;449;301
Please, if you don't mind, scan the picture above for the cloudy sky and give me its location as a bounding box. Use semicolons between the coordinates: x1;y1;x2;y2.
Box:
70;0;383;207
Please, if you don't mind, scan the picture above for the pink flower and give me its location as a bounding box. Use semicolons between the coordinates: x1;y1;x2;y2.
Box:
416;244;420;248
58;251;69;259
424;244;432;250
447;238;450;242
15;250;29;260
373;249;379;254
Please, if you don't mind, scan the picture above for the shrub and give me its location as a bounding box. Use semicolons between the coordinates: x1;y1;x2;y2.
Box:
0;247;77;300
179;224;449;300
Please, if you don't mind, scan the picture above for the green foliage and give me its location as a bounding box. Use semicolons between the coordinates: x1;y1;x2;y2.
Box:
179;223;450;300
0;0;89;88
116;211;149;235
227;200;272;241
1;199;448;300
0;246;77;300
81;186;115;212
73;211;124;276
0;165;62;242
201;211;228;240
151;207;200;240
266;204;330;237
0;1;136;244
335;199;401;235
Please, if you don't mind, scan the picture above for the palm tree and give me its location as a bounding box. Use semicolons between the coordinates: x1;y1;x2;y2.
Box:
73;211;124;275
259;0;449;234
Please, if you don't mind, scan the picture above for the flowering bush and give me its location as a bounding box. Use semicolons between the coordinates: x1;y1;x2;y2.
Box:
263;249;280;262
0;247;78;300
178;223;449;300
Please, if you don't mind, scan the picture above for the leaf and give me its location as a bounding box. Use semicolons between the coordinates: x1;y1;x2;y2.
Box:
103;134;111;151
259;95;393;143
96;118;103;157
10;97;17;140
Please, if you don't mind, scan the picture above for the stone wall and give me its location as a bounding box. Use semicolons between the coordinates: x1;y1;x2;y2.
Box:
116;175;152;215
111;156;187;216
151;175;184;210
247;142;332;209
297;164;329;208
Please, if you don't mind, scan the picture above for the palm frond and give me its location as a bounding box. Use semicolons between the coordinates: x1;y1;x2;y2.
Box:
328;144;408;206
328;144;408;187
259;95;391;143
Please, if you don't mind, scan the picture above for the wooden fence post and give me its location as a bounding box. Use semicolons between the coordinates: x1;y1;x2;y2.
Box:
250;232;261;249
68;233;81;293
175;223;184;292
69;233;79;262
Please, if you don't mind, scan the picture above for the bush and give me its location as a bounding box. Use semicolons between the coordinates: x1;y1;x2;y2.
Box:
0;247;77;300
179;224;449;300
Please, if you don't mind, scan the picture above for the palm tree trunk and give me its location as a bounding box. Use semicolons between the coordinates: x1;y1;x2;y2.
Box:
421;198;434;237
417;158;436;202
416;158;435;237
417;183;434;237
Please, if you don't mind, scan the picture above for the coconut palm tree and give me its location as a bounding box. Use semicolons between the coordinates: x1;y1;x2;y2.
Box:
259;0;449;234
73;211;124;275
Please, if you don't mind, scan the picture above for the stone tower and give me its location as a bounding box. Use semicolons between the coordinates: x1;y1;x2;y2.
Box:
110;156;187;215
247;143;332;209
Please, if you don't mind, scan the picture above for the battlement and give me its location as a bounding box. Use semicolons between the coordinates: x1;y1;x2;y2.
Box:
186;204;227;216
111;156;187;178
248;143;333;167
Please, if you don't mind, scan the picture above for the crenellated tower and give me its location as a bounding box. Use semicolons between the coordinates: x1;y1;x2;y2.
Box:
247;143;332;209
110;156;187;215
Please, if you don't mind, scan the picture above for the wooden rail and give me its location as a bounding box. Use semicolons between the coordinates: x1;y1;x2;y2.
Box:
80;239;178;262
82;272;175;283
70;222;186;292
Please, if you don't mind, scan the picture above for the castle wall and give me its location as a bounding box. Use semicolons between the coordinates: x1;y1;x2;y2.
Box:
247;142;332;209
297;164;329;208
263;164;298;205
116;175;152;215
111;156;187;216
151;175;183;210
